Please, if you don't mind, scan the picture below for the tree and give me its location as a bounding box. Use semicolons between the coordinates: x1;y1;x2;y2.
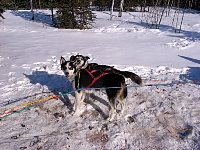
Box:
48;0;58;25
0;7;5;19
56;0;96;29
92;0;112;11
118;0;124;17
30;0;34;20
110;0;115;20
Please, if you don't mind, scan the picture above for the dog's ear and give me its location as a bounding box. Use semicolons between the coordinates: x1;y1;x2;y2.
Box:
84;56;90;61
60;56;66;65
70;55;76;62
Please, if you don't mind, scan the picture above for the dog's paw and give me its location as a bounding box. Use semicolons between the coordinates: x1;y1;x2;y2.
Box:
106;115;115;122
106;117;112;122
71;111;76;116
71;110;84;116
71;111;80;116
71;109;79;115
106;118;114;122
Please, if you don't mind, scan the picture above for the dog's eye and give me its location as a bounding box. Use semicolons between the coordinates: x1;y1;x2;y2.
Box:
69;66;73;70
61;65;66;70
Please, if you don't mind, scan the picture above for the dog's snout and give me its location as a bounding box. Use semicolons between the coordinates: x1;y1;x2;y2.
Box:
65;72;69;77
76;60;81;64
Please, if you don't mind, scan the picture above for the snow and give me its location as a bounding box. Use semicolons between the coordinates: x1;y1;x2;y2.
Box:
0;10;200;149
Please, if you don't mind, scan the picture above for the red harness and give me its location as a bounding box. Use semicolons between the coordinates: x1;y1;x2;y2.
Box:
85;69;108;88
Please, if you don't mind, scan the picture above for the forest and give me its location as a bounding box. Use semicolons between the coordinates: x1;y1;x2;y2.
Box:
1;0;200;29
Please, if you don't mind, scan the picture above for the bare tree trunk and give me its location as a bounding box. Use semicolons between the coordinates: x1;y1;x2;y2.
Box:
143;0;147;11
165;0;172;16
110;0;115;20
38;0;41;9
189;0;194;10
0;14;5;19
179;0;189;33
150;0;159;28
118;0;124;17
51;7;55;25
30;0;34;20
157;7;166;28
178;10;185;33
34;0;37;9
13;0;17;10
174;0;181;32
158;0;169;29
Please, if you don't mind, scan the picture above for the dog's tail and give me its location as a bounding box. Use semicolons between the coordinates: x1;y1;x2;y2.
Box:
111;69;142;85
121;71;142;85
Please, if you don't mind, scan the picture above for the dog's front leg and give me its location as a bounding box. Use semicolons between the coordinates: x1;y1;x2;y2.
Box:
73;91;86;115
73;92;79;114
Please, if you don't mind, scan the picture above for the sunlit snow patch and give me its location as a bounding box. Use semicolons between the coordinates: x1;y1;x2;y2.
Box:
166;38;196;49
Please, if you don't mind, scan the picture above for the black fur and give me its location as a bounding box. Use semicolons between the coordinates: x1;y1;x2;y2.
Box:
75;69;127;119
75;69;127;96
61;55;141;120
60;56;128;120
70;55;142;85
86;63;142;85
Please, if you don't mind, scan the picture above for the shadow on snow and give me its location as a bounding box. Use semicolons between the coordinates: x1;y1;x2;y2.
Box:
10;10;200;43
11;10;54;26
24;71;74;112
126;20;200;43
178;55;200;84
25;71;109;118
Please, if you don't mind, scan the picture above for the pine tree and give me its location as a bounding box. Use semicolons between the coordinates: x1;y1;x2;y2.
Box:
56;0;96;29
0;3;5;19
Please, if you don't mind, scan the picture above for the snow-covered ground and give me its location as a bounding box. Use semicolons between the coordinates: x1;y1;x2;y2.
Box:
0;10;200;149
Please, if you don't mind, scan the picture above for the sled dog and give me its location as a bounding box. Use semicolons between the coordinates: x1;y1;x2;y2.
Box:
60;56;128;121
70;54;142;85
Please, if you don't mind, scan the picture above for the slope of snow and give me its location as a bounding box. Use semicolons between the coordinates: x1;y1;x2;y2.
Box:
0;10;200;149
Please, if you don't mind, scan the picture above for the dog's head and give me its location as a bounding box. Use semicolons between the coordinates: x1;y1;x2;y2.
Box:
70;54;90;69
60;56;76;79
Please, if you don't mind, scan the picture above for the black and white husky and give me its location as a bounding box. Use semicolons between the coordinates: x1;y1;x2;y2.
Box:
60;56;129;121
70;54;142;85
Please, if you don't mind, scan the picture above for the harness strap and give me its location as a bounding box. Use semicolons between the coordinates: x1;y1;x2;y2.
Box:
85;69;95;78
77;71;81;89
86;72;108;88
84;69;109;88
90;70;98;74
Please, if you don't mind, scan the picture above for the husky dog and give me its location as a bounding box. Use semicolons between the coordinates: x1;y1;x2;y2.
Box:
60;56;127;121
70;54;142;85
